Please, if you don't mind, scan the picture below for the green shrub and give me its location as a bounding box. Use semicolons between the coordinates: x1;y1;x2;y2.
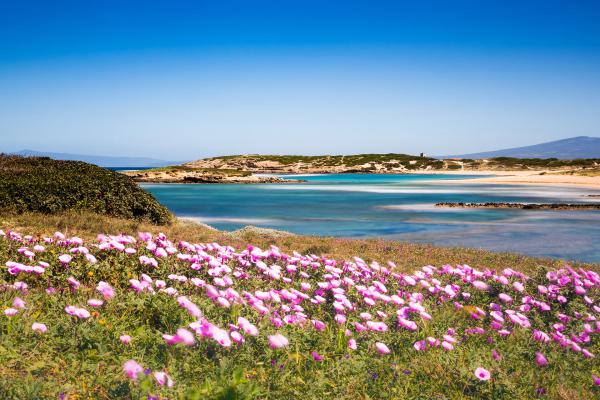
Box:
0;155;172;224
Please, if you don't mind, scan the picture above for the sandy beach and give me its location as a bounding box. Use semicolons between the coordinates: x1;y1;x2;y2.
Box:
414;169;600;189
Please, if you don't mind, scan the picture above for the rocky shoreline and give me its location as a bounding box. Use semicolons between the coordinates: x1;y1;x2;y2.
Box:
124;169;305;184
435;202;600;210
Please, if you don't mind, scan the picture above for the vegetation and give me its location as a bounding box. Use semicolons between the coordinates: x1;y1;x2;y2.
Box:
0;155;172;225
484;157;600;170
189;154;600;173
0;213;600;399
3;211;597;275
549;169;600;177
1;212;599;399
203;153;441;168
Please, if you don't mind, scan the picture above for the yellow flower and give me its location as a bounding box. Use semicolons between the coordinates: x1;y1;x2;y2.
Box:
99;319;106;325
462;305;478;315
87;271;94;277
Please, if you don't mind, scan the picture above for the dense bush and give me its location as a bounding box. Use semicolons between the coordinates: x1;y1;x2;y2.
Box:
0;155;172;224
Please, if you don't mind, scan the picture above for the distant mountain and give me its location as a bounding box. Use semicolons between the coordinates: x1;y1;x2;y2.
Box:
11;149;176;168
440;136;600;160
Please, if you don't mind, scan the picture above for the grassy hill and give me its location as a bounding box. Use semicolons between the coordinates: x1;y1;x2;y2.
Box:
186;153;444;173
184;153;600;174
0;155;172;224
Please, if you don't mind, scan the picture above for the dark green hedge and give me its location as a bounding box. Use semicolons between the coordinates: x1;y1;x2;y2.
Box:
0;155;172;224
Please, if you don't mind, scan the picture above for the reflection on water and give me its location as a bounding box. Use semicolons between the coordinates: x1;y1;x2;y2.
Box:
143;174;600;263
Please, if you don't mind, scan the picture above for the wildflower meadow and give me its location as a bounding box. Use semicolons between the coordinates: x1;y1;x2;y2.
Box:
1;228;599;399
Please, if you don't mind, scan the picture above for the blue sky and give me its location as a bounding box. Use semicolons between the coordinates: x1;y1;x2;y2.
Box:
1;1;599;160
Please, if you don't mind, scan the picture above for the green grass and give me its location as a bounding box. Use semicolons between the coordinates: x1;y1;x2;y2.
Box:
0;155;172;225
0;212;598;399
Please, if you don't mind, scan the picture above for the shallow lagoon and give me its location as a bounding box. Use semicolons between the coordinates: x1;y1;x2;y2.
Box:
143;174;600;263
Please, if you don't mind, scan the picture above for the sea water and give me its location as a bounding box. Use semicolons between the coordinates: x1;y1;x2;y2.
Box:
143;174;600;263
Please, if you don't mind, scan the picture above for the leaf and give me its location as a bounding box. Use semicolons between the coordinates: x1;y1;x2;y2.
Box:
26;360;46;372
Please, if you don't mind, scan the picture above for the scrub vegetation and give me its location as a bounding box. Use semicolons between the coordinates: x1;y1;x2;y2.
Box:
0;155;172;225
186;154;600;174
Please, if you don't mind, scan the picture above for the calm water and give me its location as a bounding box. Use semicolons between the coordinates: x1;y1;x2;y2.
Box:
143;174;600;263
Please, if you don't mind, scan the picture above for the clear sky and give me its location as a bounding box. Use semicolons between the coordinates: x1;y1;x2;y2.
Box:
1;0;599;160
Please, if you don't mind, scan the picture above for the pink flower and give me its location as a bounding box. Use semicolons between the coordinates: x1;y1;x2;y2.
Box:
65;305;90;319
32;322;47;333
312;319;326;331
58;254;72;264
441;341;454;351
75;308;91;319
532;330;550;343
498;293;512;303
472;280;489;291
123;360;144;380
64;306;77;316
238;317;259;336
97;281;115;299
348;338;357;350
230;331;245;344
582;349;595;359
375;342;390;355
593;374;600;386
154;371;174;387
413;340;427;351
311;351;324;361
120;335;132;345
334;314;347;324
4;308;18;316
13;297;25;309
87;299;104;307
176;328;195;346
67;277;80;289
474;367;491;381
212;328;232;347
268;334;289;349
492;349;502;361
535;352;548;367
366;321;388;332
216;297;231;308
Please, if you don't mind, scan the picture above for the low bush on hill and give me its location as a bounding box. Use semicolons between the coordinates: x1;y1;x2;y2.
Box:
0;155;172;224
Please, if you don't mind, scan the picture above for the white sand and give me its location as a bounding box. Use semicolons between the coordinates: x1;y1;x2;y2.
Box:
412;169;600;189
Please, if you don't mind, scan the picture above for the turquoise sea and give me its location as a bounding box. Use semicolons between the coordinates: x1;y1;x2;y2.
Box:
142;174;600;263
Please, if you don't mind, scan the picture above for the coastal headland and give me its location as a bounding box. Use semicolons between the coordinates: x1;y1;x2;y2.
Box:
124;154;600;188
